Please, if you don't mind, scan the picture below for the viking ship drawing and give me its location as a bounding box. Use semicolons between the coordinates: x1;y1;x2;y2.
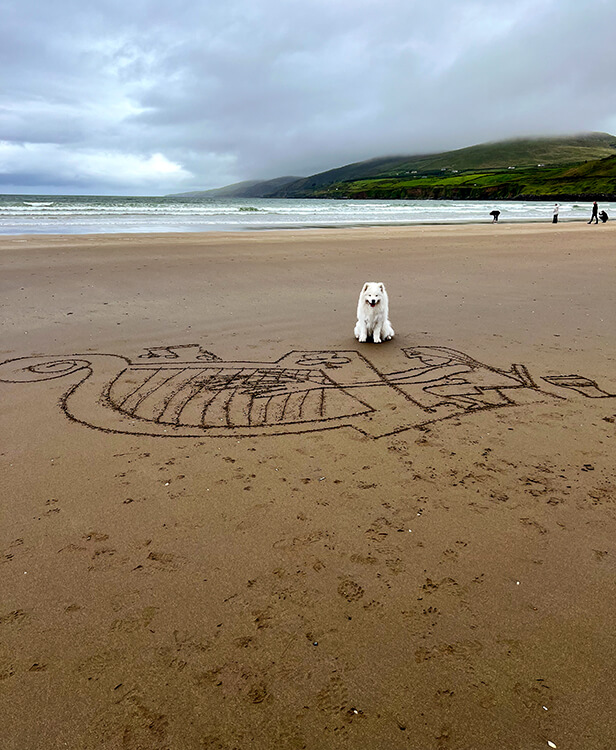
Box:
0;345;612;439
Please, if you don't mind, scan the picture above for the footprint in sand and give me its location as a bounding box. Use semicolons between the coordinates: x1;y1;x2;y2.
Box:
337;579;365;602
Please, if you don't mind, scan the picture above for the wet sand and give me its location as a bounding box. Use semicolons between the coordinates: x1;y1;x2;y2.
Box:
1;222;615;749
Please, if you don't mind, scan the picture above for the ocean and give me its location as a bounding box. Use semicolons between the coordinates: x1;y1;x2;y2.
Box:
0;194;610;235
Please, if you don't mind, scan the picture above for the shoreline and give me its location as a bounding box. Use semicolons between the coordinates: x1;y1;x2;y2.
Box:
1;217;613;243
1;195;611;238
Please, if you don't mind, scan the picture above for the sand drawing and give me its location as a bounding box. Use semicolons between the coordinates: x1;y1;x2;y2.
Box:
1;345;613;439
541;374;615;399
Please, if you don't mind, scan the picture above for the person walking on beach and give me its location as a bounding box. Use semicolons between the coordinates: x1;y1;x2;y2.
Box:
552;203;560;223
490;210;500;223
588;201;599;224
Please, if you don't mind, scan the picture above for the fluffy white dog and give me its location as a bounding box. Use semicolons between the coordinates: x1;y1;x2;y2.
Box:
354;282;395;343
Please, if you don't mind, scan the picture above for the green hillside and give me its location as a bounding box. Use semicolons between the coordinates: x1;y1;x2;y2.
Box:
306;154;616;201
274;133;616;199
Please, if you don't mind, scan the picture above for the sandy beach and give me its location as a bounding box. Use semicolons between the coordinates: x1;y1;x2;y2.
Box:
1;222;615;749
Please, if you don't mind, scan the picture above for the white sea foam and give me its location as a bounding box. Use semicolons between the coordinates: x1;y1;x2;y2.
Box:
0;195;610;234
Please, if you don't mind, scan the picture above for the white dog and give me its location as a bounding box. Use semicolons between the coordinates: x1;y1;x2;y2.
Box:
354;282;395;343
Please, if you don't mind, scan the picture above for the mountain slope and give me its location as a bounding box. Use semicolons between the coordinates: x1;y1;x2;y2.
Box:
274;133;616;198
303;153;616;201
171;180;262;198
170;176;303;198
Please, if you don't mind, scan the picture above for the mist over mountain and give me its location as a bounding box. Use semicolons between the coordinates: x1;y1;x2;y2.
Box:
273;133;616;198
175;133;616;201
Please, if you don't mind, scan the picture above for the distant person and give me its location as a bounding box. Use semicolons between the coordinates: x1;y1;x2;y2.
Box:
588;201;599;224
552;203;560;223
490;210;500;223
599;210;609;223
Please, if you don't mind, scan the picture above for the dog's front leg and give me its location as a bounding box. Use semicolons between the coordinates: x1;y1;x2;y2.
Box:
372;322;383;343
355;320;368;342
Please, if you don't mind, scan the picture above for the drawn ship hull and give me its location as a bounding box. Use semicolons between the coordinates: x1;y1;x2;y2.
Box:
1;345;612;439
107;359;373;433
0;350;380;438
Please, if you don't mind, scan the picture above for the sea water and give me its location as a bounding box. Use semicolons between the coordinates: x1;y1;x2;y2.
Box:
0;195;609;235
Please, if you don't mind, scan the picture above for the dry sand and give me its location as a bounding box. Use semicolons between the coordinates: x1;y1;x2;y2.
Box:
1;222;615;749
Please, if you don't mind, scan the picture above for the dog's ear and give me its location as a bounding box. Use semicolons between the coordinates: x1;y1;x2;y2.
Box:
378;283;384;292
363;283;369;292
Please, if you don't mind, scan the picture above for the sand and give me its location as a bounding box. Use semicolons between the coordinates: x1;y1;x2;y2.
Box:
1;222;615;749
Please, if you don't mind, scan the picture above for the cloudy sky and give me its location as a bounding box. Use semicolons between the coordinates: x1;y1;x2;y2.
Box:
2;0;615;195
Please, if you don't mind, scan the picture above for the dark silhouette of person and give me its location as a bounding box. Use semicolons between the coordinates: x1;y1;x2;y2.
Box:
588;201;599;224
490;210;500;223
599;210;608;223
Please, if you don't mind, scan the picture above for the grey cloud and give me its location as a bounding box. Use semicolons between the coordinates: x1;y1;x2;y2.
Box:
1;0;615;193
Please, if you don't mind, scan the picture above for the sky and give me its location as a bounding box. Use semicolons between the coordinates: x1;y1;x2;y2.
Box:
2;0;616;195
